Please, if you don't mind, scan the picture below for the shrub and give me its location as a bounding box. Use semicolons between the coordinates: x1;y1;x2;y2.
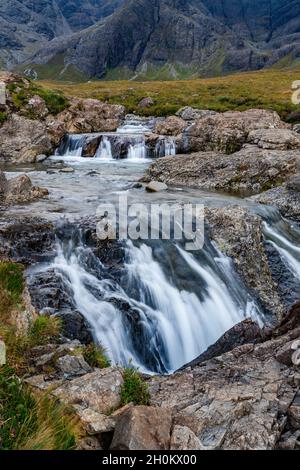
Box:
33;88;69;115
0;261;24;305
82;343;111;369
120;368;150;406
28;316;62;347
0;112;7;124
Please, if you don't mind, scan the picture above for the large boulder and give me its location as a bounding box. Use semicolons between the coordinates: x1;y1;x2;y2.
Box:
154;116;187;136
0;172;48;205
143;146;300;195
0;114;53;162
247;128;300;150
252;184;300;222
176;107;217;121
185;109;289;154
56;98;125;134
110;406;172;450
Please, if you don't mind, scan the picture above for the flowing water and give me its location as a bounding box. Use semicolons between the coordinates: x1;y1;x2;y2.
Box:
3;124;300;373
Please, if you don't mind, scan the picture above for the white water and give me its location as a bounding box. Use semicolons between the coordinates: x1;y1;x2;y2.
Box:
263;221;300;280
127;139;147;160
40;233;263;373
165;139;176;156
95;136;113;160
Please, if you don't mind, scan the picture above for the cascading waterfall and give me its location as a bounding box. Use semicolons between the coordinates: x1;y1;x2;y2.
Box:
154;138;176;157
56;134;86;157
95;136;113;160
127;137;147;160
34;228;263;374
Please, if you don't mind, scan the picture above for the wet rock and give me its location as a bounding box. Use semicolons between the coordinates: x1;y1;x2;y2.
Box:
252;186;300;222
205;206;285;320
176;107;217;121
35;154;48;163
0;114;52;162
247;128;300;150
145;181;168;192
110;406;172;450
154;116;186;136
0;217;55;264
82;135;101;158
138;97;154;108
56;354;92;377
58;310;94;345
286;176;300;192
143;146;299;195
53;367;123;414
59;167;75;173
4;174;48;204
180;319;263;369
185;109;289;154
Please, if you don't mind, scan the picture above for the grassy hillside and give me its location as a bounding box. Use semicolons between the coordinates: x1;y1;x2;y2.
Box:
37;69;300;120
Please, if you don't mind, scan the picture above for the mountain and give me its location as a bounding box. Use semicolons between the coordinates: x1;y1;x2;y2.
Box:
0;0;125;69
2;0;300;80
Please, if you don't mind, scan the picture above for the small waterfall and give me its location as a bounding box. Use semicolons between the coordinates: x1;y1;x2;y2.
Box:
155;138;176;158
33;229;263;374
56;134;86;157
127;138;147;160
95;136;113;160
165;139;176;156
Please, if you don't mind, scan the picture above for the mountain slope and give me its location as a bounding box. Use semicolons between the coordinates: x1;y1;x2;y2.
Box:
0;0;125;69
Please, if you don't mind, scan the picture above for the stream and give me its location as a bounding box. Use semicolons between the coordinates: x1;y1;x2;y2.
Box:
2;120;300;374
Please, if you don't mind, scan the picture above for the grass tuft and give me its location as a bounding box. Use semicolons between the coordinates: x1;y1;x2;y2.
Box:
82;343;111;369
120;368;150;406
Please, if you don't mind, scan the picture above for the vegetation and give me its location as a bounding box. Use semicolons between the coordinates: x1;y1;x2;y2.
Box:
0;261;78;450
37;68;300;120
0;112;7;124
0;366;77;450
120;368;150;406
82;343;111;369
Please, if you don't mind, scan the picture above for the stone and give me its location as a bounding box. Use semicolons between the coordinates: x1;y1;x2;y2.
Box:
138;97;154;108
247;128;300;150
145;181;168;192
154;116;186;136
56;354;92;377
252;186;300;222
35;154;48;163
110;406;172;450
77;436;103;450
58;310;93;345
4;174;48;205
176;107;217;121
59;167;75;173
53;367;123;414
288;393;300;428
0;114;52;162
0;339;6;365
143;146;299;195
286;176;300;192
170;425;204;450
292;349;300;366
27;95;49;119
75;407;115;435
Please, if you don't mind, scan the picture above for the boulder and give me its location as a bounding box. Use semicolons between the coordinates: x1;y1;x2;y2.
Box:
170;425;203;450
58;310;94;345
154;116;186;136
286;176;300;192
3;174;48;205
138;97;154;108
0;339;6;365
53;367;123;414
247;128;300;150
252;186;300;222
82;136;101;158
143;146;299;195
56;354;92;377
185;109;289;154
57;98;125;134
27;95;49;119
75;407;115;435
176;107;217;121
0;114;53;162
145;181;168;192
110;406;172;450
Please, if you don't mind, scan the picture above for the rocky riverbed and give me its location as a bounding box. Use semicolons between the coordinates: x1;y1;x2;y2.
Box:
0;73;300;450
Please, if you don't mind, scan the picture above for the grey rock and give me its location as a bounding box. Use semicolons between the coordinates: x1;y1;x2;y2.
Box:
145;181;168;192
56;354;92;377
176;107;217;121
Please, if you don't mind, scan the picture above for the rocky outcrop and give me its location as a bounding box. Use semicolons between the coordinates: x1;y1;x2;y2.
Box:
247;129;300;150
185;109;289;154
252;180;300;222
205;206;285;321
56;98;125;134
154;116;187;136
143;146;299;195
176;107;217;122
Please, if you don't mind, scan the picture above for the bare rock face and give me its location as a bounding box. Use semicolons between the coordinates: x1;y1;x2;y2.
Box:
154;116;187;136
205;206;285;321
53;367;123;414
148;320;300;450
186;109;289;154
176;107;217;121
143;146;299;195
110;406;172;450
56;98;125;134
0;114;53;162
247;129;300;150
26;95;49;119
252;185;300;222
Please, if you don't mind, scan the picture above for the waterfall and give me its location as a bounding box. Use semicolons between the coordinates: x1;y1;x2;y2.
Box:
56;134;86;157
165;139;176;156
95;136;113;160
34;231;263;374
155;138;176;157
127;138;147;160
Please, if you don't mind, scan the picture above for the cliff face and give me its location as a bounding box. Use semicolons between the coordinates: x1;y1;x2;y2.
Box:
1;0;300;79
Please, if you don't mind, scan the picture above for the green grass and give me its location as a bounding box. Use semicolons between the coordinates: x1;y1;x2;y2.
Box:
120;368;150;406
0;366;78;450
37;68;300;120
28;316;62;347
0;112;7;124
82;343;111;369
